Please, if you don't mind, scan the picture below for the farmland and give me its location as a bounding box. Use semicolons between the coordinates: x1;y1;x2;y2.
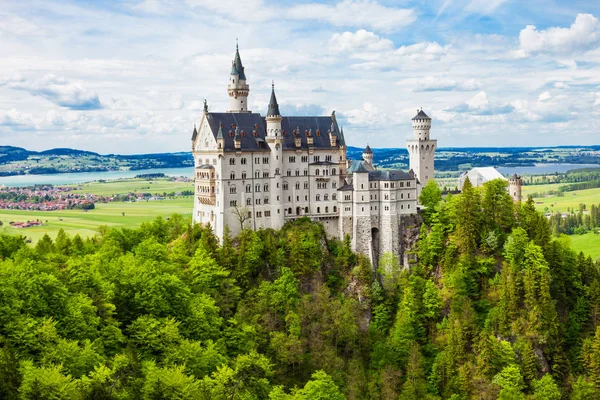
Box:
0;178;194;243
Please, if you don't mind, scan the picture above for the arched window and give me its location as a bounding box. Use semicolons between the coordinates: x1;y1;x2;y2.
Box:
332;168;336;175
324;194;329;201
246;198;251;205
332;194;337;200
229;158;235;165
317;207;321;213
325;206;329;213
255;184;261;192
229;186;236;194
275;168;280;175
316;169;320;176
316;194;321;201
255;171;260;178
333;206;337;212
230;172;235;179
242;171;247;179
246;184;251;193
305;207;309;213
264;184;269;191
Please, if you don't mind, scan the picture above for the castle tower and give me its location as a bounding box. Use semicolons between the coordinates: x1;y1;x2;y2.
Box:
266;82;284;229
407;109;436;192
227;44;250;113
362;144;373;166
509;174;523;202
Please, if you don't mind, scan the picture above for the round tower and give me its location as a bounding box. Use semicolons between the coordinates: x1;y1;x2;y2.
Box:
411;109;432;141
509;174;523;202
406;108;436;192
227;43;250;113
266;82;284;229
362;144;373;166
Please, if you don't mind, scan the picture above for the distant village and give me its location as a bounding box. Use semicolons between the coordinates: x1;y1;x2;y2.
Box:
0;182;193;212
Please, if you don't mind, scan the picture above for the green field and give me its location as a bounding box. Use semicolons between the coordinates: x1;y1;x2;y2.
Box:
68;178;193;196
567;232;600;260
0;197;193;243
523;185;600;212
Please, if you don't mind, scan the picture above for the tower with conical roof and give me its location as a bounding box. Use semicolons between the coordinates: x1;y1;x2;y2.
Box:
227;43;250;113
362;144;373;166
266;82;284;229
406;109;436;192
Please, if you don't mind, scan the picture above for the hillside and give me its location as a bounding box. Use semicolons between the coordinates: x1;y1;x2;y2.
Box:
0;146;193;176
0;179;599;398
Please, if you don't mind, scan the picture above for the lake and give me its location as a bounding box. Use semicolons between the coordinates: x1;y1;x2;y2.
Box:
2;163;599;187
497;163;600;175
1;167;194;187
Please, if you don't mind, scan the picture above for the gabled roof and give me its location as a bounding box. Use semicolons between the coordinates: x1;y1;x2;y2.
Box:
347;160;375;173
363;144;372;154
338;181;354;191
368;170;412;181
412;109;431;120
230;45;247;80
467;167;507;181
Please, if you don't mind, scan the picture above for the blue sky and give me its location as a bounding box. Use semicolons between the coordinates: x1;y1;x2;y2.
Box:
1;0;600;153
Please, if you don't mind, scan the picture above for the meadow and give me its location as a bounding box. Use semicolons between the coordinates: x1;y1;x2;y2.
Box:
0;178;194;243
522;184;600;213
68;178;193;196
568;232;600;260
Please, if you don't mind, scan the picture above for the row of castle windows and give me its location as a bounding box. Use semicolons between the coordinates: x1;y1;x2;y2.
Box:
230;157;270;165
285;206;338;215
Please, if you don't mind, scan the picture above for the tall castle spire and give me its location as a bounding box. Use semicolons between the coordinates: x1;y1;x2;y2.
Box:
227;42;250;113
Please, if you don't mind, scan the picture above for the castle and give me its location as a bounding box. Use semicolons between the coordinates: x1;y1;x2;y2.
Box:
192;46;436;265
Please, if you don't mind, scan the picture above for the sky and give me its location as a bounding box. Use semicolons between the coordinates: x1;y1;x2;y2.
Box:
1;0;600;154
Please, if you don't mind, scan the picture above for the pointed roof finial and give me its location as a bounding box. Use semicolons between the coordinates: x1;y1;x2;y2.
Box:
203;99;208;113
267;80;280;117
236;37;238;51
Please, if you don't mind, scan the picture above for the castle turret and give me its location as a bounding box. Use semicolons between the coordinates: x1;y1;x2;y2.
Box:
266;82;284;229
407;109;436;193
227;44;250;113
362;144;373;166
509;173;523;202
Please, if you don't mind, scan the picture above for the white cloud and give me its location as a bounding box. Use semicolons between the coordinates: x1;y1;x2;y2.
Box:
446;91;514;115
554;81;567;89
465;0;509;15
1;74;102;110
413;76;480;92
538;91;551;102
329;30;394;52
185;0;275;22
288;0;416;32
594;93;600;106
516;13;600;57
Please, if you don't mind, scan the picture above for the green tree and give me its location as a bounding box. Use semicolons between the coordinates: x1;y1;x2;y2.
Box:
419;179;443;224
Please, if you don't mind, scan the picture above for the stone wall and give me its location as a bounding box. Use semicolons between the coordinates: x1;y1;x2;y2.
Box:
398;213;423;269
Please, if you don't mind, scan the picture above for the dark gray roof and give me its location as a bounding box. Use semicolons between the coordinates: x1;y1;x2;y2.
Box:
412;109;431;120
191;125;198;141
347;160;375;173
266;85;281;116
204;112;341;151
230;46;247;80
369;170;413;181
339;127;346;146
338;181;354;191
363;144;372;154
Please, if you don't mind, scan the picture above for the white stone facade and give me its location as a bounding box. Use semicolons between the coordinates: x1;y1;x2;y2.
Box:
191;47;436;265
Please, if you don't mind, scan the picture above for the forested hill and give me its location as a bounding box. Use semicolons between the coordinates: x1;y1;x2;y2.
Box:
0;146;193;176
0;178;599;398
